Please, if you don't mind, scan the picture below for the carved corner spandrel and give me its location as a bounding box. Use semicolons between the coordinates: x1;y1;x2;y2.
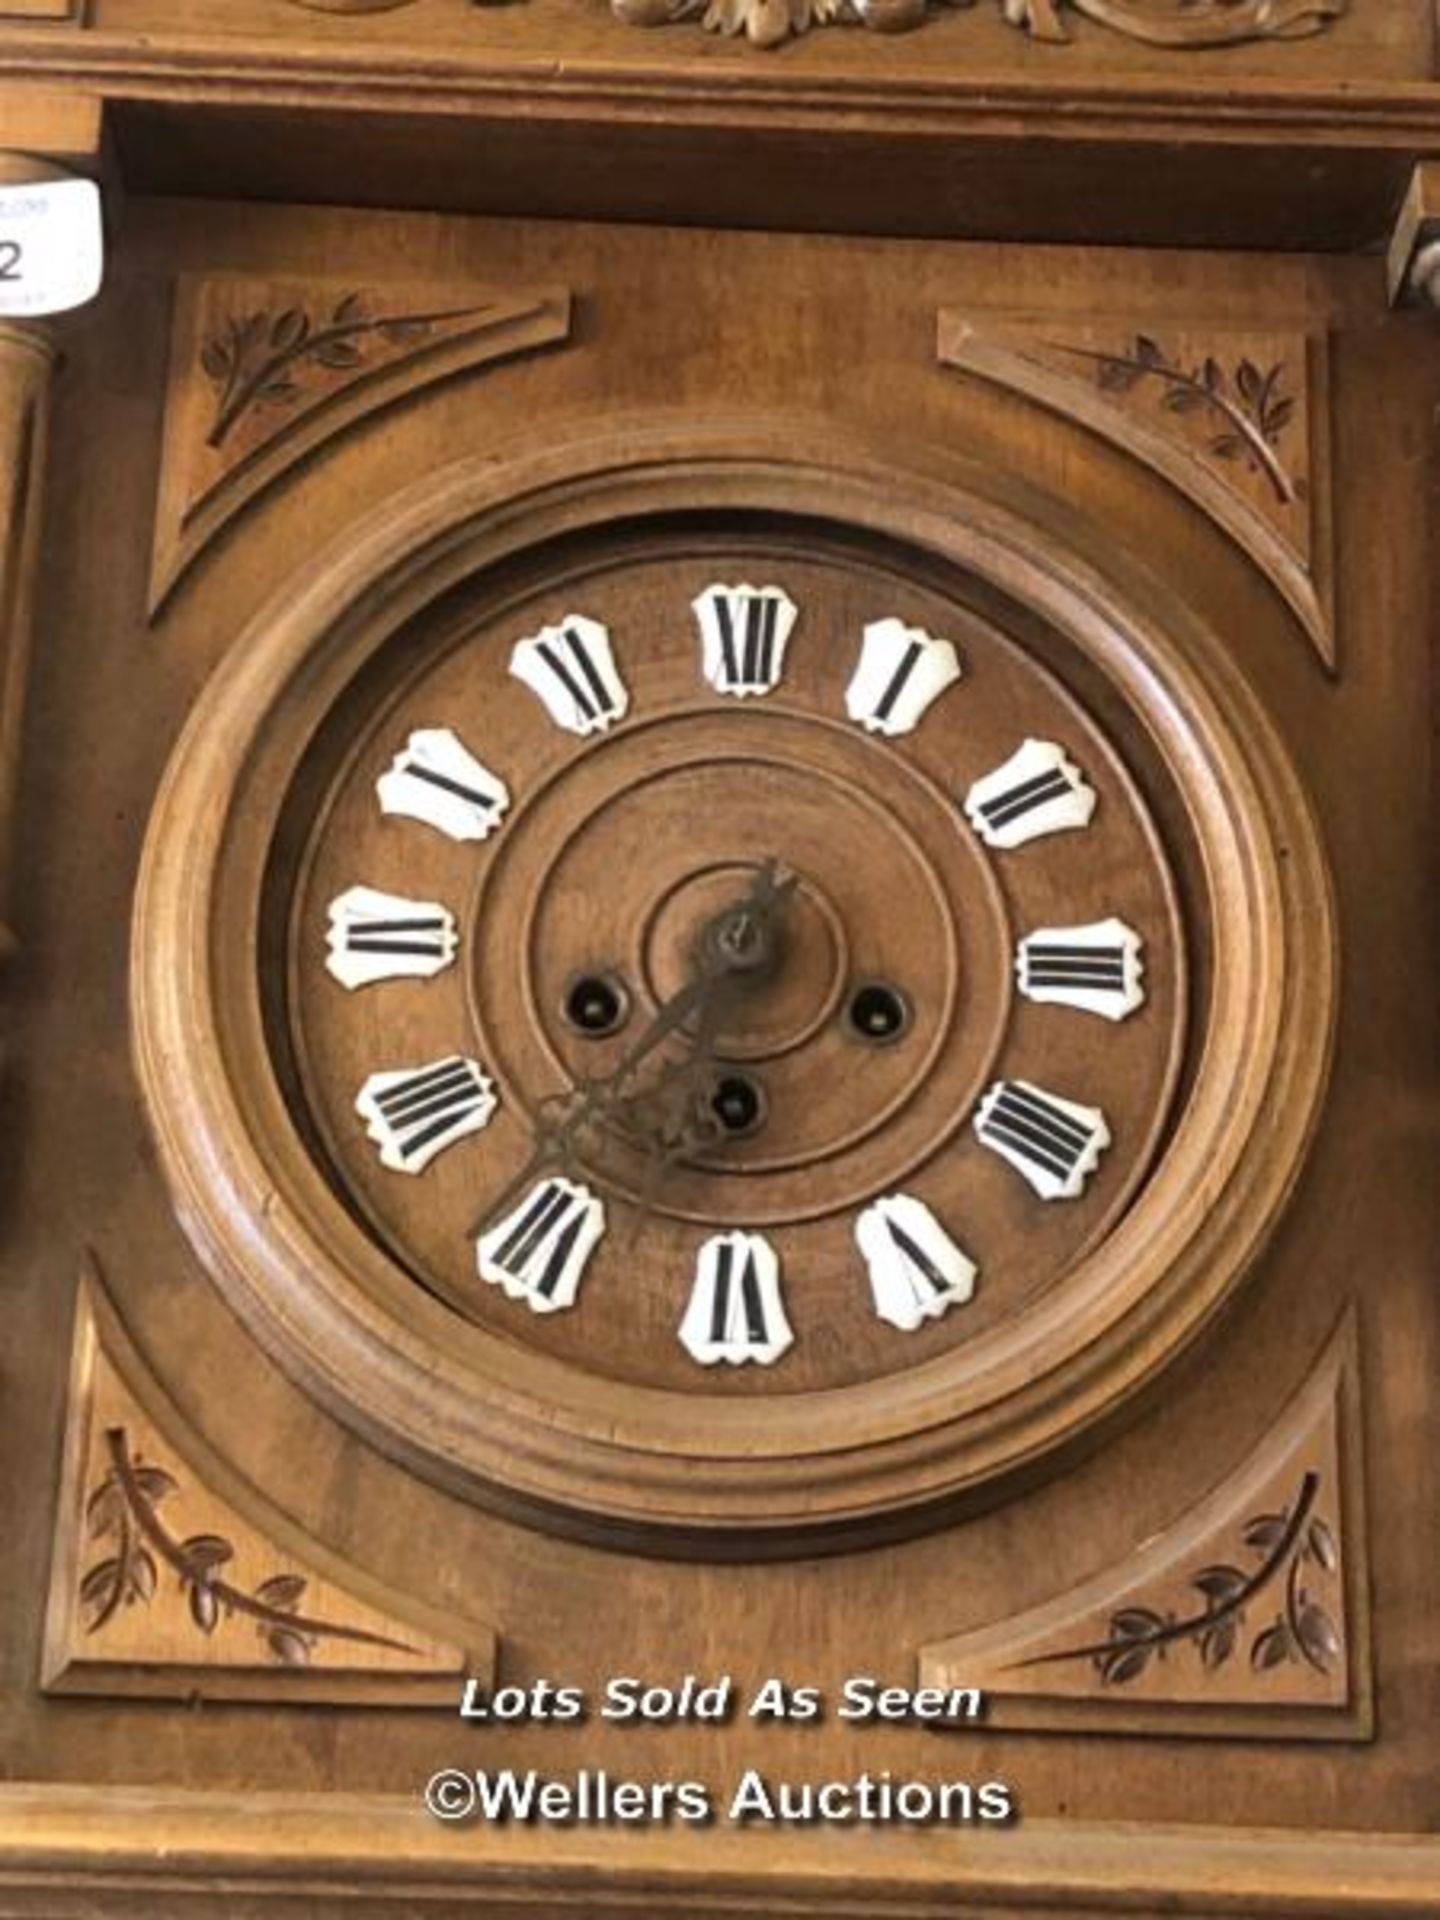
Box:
937;312;1336;674
42;1257;495;1706
918;1312;1370;1741
148;273;573;614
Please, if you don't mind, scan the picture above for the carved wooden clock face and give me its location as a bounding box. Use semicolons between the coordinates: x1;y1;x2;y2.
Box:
134;438;1331;1548
286;541;1186;1395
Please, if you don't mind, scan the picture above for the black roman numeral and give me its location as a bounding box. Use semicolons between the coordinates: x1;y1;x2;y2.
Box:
977;766;1073;831
680;1232;791;1365
477;1178;603;1313
535;626;616;727
975;1079;1110;1200
357;1055;497;1174
341;914;451;960
714;594;782;691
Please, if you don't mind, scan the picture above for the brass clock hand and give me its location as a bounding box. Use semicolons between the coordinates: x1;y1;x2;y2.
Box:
475;861;795;1233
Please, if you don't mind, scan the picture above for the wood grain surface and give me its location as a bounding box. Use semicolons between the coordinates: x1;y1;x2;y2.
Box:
0;182;1434;1912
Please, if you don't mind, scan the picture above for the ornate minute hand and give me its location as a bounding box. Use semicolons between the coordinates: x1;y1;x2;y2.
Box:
475;861;795;1231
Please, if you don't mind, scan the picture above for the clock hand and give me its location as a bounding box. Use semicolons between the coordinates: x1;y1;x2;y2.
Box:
474;860;795;1233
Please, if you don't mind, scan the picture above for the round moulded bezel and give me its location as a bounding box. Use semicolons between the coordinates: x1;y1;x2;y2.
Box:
131;417;1335;1555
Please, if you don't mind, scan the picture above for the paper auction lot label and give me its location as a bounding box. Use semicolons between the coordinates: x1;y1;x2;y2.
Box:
0;178;103;318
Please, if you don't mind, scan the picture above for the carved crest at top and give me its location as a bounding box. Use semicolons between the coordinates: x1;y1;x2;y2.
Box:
291;0;1345;51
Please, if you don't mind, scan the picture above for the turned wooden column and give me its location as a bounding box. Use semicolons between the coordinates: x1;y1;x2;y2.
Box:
0;148;69;969
0;313;55;966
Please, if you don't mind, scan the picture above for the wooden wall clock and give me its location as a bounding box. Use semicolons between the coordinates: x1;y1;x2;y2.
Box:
131;424;1333;1550
2;35;1437;1900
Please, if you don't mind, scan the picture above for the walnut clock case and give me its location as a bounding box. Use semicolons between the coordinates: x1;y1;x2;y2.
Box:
132;421;1333;1550
1;44;1438;1920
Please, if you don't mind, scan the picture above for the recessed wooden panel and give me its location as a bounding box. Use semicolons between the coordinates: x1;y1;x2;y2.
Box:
0;192;1434;1914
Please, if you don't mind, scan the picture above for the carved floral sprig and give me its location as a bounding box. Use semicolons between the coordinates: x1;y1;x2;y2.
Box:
201;292;485;449
81;1427;419;1668
1063;333;1300;507
1017;1470;1342;1688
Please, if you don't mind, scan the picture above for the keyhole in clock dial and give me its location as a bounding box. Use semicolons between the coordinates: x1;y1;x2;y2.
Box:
709;1073;767;1138
563;972;631;1039
847;982;911;1045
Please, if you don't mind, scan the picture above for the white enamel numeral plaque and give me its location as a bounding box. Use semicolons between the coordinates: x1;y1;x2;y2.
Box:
964;738;1097;850
680;1232;792;1367
376;728;511;843
510;616;629;737
845;619;961;737
974;1079;1111;1201
855;1195;977;1332
325;885;458;990
477;1178;606;1314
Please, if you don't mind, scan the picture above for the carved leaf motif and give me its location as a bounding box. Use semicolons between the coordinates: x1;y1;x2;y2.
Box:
129;1549;158;1604
1244;1513;1288;1554
1097;1641;1153;1685
133;1466;177;1505
1192;1563;1248;1604
1199;1617;1239;1670
1110;1606;1165;1640
1251;1621;1293;1670
255;1573;309;1612
200;340;231;383
1297;1601;1341;1669
1161;386;1205;415
266;1626;314;1667
189;1582;220;1635
1265;396;1296;438
80;1558;121;1609
270;308;309;352
314;341;364;372
181;1533;235;1575
380;318;431;346
86;1480;122;1537
1307;1518;1339;1572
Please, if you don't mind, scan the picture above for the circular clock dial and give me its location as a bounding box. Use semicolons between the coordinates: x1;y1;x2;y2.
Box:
284;535;1186;1396
135;433;1332;1547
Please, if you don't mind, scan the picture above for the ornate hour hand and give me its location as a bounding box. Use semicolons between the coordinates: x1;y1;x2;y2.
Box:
474;860;796;1232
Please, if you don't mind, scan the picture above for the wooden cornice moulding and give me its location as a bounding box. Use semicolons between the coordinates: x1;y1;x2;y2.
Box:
937;312;1336;673
919;1312;1370;1740
1;1787;1439;1916
0;39;1438;250
41;1257;493;1706
4;32;1440;136
149;273;572;612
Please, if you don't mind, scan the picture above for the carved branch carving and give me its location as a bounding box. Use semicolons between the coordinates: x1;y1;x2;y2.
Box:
44;1259;494;1706
918;1313;1369;1740
937;313;1335;672
149;274;572;612
84;1428;421;1666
